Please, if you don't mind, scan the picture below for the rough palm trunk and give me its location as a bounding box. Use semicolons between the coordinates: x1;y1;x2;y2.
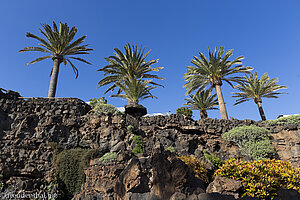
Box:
48;59;61;97
215;84;228;120
200;110;207;119
256;102;266;121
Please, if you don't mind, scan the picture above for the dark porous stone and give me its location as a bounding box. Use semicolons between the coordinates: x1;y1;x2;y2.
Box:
125;104;147;117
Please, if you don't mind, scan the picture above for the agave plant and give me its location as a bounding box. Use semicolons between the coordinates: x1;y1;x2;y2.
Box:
98;43;164;96
184;47;252;119
110;76;157;105
19;21;93;97
184;89;218;119
232;72;287;120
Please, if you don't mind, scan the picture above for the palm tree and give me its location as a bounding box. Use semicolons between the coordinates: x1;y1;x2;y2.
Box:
184;89;218;119
232;72;287;121
110;76;157;105
98;43;164;98
183;47;253;119
19;21;93;97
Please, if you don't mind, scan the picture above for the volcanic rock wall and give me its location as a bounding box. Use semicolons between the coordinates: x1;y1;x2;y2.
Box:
0;90;299;199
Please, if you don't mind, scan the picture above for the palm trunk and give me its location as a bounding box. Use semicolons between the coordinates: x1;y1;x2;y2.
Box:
200;110;207;119
48;59;60;97
215;84;228;120
256;101;266;121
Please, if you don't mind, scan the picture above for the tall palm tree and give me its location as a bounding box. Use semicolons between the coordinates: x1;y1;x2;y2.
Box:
110;76;157;105
184;89;218;119
19;21;93;97
183;47;253;119
232;72;287;121
98;43;164;98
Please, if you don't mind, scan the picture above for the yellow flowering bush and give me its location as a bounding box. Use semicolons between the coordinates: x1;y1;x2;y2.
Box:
178;155;209;183
214;159;300;199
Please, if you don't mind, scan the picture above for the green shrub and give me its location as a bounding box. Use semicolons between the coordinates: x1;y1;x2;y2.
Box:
214;159;300;199
53;148;102;199
89;97;107;108
176;107;193;118
166;146;175;153
178;155;209;183
127;125;134;133
93;103;120;115
243;140;275;160
132;135;144;155
267;114;300;125
98;152;118;163
222;125;275;160
203;150;223;170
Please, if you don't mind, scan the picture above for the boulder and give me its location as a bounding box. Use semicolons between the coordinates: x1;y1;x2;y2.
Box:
206;176;243;198
125;104;147;117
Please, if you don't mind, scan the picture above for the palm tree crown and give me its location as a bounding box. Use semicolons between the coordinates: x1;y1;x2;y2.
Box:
110;76;157;104
19;21;93;97
98;43;164;95
184;47;252;94
183;47;253;119
232;72;287;120
184;89;218;119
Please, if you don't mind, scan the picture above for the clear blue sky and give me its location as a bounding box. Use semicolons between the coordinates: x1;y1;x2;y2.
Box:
1;0;299;120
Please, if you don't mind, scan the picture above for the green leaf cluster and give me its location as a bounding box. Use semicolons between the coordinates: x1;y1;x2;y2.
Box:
203;150;223;170
53;148;102;199
178;155;209;183
19;21;93;78
176;107;193;118
132;135;144;155
98;152;118;164
98;44;164;104
222;125;275;160
267;114;300;126
88;97;107;108
214;159;300;199
232;72;287;105
93;103;121;115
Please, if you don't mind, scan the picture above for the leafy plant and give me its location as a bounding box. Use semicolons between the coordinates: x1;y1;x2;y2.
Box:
222;125;275;160
89;97;107;108
19;21;93;97
98;43;164;96
214;159;300;199
98;152;118;164
267;114;300;126
203;150;223;170
110;77;159;105
232;72;287;121
166;146;175;153
184;89;218;119
93;103;121;115
183;47;252;119
132;135;144;155
127;125;134;133
176;107;193;118
53;148;102;199
178;155;209;183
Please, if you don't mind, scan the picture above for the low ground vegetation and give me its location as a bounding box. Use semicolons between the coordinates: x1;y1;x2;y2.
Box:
178;155;209;183
267;114;300;126
176;107;193;118
222;125;275;160
98;152;118;164
53;148;103;199
215;159;300;199
132;135;144;155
